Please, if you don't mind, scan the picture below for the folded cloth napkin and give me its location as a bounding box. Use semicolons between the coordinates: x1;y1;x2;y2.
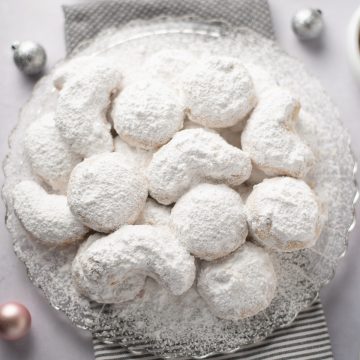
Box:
63;0;275;53
63;1;334;359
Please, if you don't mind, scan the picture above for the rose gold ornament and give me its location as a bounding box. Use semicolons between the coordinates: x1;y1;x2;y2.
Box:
0;302;31;341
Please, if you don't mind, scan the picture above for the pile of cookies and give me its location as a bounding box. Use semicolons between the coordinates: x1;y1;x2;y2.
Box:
12;50;324;320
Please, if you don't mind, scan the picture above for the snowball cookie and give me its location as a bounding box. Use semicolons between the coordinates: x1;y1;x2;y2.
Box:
24;113;81;193
135;198;171;226
72;224;196;303
170;184;248;261
12;180;88;246
112;80;185;150
147;128;252;205
114;136;153;171
246;177;324;252
241;86;315;178
54;57;122;157
197;242;277;320
143;49;194;83
67;152;148;233
179;56;257;128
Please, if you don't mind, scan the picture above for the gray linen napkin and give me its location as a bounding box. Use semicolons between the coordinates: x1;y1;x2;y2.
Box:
63;0;274;54
62;1;334;359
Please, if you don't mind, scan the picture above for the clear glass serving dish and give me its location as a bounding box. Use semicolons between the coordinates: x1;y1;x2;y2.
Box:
2;20;358;358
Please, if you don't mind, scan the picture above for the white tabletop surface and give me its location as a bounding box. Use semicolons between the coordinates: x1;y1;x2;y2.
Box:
0;0;359;359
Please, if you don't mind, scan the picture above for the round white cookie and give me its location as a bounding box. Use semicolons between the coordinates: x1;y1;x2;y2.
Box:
180;56;257;128
67;152;148;233
112;80;185;150
170;184;248;261
197;242;277;320
246;177;323;251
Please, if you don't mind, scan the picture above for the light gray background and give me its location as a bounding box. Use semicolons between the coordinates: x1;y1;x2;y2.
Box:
0;1;359;359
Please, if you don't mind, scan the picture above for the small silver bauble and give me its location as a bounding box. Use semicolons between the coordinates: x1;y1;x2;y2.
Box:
11;41;47;75
292;8;324;40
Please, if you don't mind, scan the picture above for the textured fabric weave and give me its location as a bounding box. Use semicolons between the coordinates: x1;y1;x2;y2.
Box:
92;301;333;360
63;0;274;54
63;1;333;359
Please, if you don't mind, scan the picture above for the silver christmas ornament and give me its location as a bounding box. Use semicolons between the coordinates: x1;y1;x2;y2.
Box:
11;41;47;75
292;8;324;40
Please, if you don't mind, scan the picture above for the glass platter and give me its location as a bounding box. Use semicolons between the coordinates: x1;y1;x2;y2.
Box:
2;20;358;358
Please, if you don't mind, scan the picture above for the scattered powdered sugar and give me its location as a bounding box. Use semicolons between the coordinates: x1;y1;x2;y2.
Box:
179;55;257;128
246;177;324;251
24;112;81;194
147;128;252;205
72;224;196;303
197;242;277;320
67;152;148;233
54;56;122;157
142;49;195;85
12;180;88;246
112;80;185;149
241;86;315;178
170;183;247;261
135;198;171;226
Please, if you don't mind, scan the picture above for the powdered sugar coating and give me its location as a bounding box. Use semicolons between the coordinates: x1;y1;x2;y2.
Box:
53;57;91;91
24;113;81;193
54;57;122;157
245;63;278;97
147;128;252;205
72;224;196;303
114;136;153;171
143;49;194;84
170;184;247;261
246;177;324;252
67;152;148;233
197;242;277;320
136;198;171;226
179;56;257;128
241;87;315;178
112;80;184;149
12;180;88;246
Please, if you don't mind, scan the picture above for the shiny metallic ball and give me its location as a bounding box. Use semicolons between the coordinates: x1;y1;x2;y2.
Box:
292;8;324;40
11;41;47;75
0;302;32;341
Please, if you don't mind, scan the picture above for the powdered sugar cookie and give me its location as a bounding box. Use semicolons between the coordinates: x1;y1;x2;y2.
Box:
171;184;247;261
241;87;315;178
246;177;324;251
24;113;81;193
197;242;277;320
67;152;148;233
72;224;196;303
147;128;252;205
54;57;122;157
180;56;257;128
12;180;88;246
112;80;184;150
